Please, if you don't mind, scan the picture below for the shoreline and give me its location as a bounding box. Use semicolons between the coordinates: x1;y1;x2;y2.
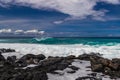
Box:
0;49;120;80
0;43;120;59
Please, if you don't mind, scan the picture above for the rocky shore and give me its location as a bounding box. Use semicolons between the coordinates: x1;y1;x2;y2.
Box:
0;48;15;53
0;49;120;80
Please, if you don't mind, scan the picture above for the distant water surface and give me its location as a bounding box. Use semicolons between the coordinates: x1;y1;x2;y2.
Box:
1;37;120;59
0;37;120;46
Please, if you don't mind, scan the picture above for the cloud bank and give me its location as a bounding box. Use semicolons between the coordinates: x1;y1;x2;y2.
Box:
0;0;120;20
0;29;45;35
0;29;12;33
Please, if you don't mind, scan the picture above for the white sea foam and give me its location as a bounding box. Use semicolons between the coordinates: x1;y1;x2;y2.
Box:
34;37;52;41
48;60;111;80
1;43;120;59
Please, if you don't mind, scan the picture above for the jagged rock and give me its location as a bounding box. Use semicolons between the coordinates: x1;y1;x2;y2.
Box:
104;67;112;74
34;57;73;73
40;57;63;66
98;58;110;66
112;58;120;64
39;57;69;71
67;70;76;73
19;54;46;65
7;56;16;64
15;59;27;67
57;62;69;70
76;76;102;80
35;54;46;60
108;62;119;70
34;54;46;64
1;52;120;80
66;55;76;60
78;53;101;61
0;48;15;53
91;64;103;72
68;66;79;70
20;54;35;62
88;73;97;77
0;53;5;61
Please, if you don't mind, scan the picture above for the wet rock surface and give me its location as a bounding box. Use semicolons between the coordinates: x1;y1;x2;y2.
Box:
76;76;102;80
0;48;15;53
0;52;120;80
0;53;74;80
78;53;120;79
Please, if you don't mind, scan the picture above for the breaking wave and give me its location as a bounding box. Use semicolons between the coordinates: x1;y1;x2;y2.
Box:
1;43;120;59
1;37;120;59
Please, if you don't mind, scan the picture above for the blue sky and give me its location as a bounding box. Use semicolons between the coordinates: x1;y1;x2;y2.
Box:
0;0;120;37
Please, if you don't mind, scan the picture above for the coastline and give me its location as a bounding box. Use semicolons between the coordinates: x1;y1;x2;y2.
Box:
0;43;120;59
0;42;120;80
0;49;120;80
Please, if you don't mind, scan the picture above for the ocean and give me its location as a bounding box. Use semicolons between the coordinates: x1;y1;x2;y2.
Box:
0;37;120;59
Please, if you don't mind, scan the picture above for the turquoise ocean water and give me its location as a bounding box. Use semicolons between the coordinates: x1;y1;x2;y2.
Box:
1;37;120;59
0;37;120;46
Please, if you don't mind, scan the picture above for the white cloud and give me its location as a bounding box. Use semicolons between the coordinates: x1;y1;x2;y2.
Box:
24;29;45;34
24;29;39;34
53;20;63;24
0;29;12;33
0;0;120;20
0;28;45;35
38;31;45;34
100;0;120;4
14;30;24;34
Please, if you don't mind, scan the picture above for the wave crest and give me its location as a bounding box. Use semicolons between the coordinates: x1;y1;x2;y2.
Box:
33;37;53;41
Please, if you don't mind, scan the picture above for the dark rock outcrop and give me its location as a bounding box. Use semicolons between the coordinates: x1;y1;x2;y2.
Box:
68;66;79;70
19;54;46;65
0;54;48;80
32;71;48;80
0;53;5;61
0;52;120;80
0;48;15;53
78;53;120;79
76;76;102;80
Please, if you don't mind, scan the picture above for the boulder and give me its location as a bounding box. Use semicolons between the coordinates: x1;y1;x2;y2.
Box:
108;62;119;70
7;56;16;64
104;67;112;74
20;54;35;60
112;58;120;64
20;54;35;64
15;60;27;67
98;58;110;66
57;62;69;70
0;48;15;53
0;53;5;61
34;54;46;64
66;55;76;60
19;54;46;65
76;76;101;80
68;66;79;70
78;53;101;61
91;64;103;72
35;54;46;60
40;57;63;66
67;70;76;74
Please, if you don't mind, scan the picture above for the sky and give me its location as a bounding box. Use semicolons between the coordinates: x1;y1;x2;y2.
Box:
0;0;120;37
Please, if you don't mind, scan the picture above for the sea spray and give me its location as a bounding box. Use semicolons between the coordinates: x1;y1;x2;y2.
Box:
1;43;120;59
